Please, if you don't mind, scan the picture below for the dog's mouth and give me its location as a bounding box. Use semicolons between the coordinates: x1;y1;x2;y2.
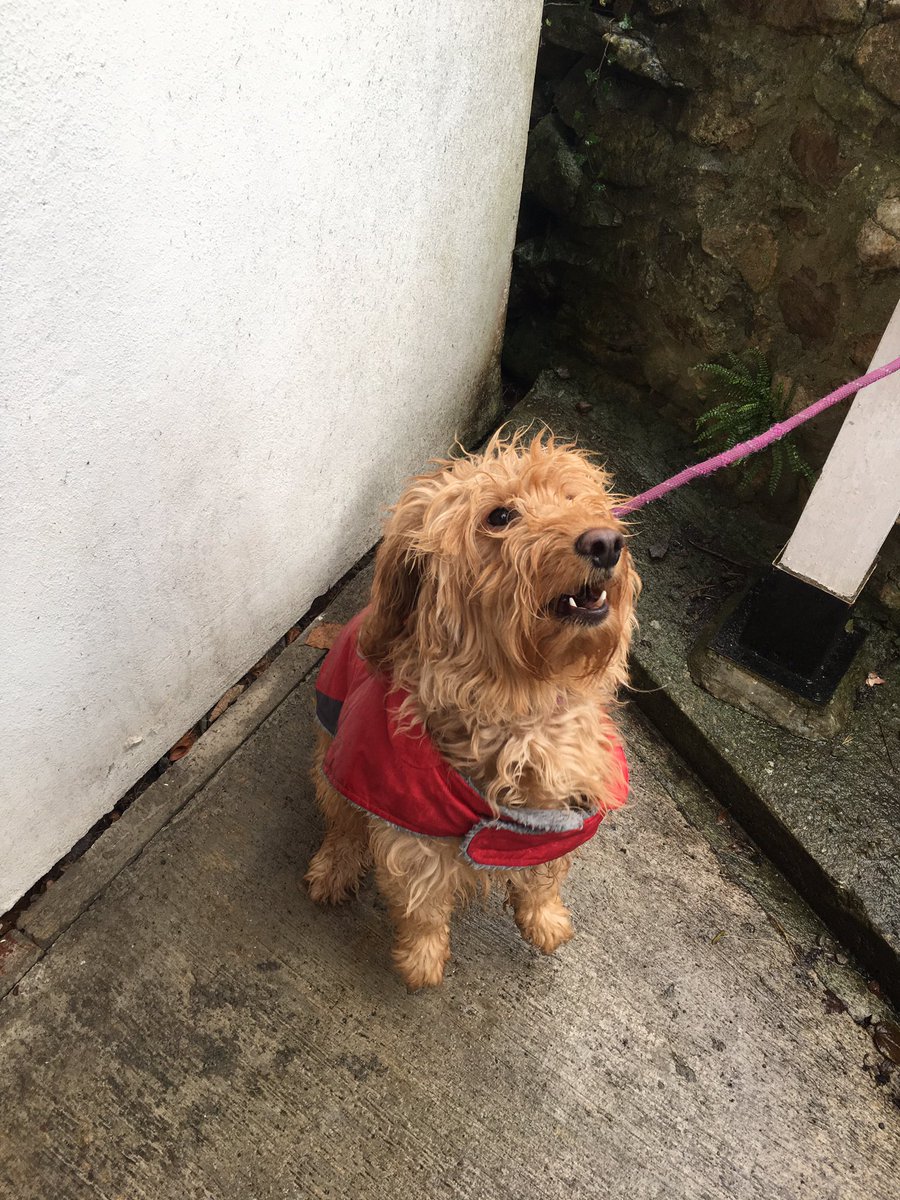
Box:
551;583;610;625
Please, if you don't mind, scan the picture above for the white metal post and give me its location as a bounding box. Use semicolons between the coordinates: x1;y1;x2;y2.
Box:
779;298;900;602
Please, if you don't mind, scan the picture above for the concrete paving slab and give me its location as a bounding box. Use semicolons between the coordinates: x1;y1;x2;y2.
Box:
508;373;900;1006
0;930;41;1001
1;677;898;1198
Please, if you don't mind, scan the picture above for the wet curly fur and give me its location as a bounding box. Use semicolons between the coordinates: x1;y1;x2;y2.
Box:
305;429;640;989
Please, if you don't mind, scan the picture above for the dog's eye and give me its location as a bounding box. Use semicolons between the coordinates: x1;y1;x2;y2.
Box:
486;506;517;528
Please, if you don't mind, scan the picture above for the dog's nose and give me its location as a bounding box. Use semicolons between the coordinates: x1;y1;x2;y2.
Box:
575;528;624;570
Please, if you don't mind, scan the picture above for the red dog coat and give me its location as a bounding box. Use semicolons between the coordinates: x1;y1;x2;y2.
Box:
315;611;628;870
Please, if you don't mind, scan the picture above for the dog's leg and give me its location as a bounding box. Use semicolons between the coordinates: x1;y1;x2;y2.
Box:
305;730;371;904
370;826;459;990
507;857;574;954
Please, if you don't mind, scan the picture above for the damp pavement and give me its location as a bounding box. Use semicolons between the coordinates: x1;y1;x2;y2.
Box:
1;572;899;1197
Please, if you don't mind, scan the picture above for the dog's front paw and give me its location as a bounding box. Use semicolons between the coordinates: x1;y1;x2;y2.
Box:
393;936;450;990
515;902;574;955
305;850;357;905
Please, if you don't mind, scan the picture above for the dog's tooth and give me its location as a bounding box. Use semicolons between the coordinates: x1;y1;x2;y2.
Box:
568;595;577;608
599;590;607;604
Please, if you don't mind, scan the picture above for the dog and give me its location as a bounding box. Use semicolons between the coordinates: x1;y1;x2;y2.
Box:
305;429;640;989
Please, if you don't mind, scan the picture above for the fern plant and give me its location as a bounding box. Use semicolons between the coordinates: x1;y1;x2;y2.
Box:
694;351;816;495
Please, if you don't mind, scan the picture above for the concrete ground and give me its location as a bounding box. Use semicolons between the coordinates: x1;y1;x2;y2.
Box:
2;576;899;1198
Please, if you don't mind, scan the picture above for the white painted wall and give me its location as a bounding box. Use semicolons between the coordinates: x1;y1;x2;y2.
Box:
0;0;542;911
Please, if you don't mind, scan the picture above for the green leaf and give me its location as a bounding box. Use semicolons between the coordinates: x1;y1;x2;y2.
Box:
768;443;784;494
694;350;815;487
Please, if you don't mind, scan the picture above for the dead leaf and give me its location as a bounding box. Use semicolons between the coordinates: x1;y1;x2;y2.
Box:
575;400;593;414
285;627;301;645
873;1021;900;1066
822;988;847;1015
305;622;345;650
209;684;245;724
168;728;197;761
866;672;886;687
766;913;793;951
247;653;274;680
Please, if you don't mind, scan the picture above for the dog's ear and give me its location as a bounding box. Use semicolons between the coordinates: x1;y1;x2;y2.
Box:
607;545;641;681
358;526;422;672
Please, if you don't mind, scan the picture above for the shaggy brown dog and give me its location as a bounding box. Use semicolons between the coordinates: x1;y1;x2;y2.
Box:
305;430;640;988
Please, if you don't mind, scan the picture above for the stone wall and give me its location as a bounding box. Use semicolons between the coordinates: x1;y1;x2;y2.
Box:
505;0;900;475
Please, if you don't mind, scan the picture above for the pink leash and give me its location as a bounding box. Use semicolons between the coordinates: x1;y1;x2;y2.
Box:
614;355;900;518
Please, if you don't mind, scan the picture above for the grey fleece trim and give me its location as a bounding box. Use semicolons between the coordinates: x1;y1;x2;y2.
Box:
463;776;590;832
495;804;587;833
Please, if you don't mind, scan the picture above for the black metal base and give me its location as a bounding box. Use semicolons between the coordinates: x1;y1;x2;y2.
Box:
710;567;866;706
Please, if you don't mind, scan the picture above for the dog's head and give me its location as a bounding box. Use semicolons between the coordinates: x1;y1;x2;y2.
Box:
359;429;640;701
